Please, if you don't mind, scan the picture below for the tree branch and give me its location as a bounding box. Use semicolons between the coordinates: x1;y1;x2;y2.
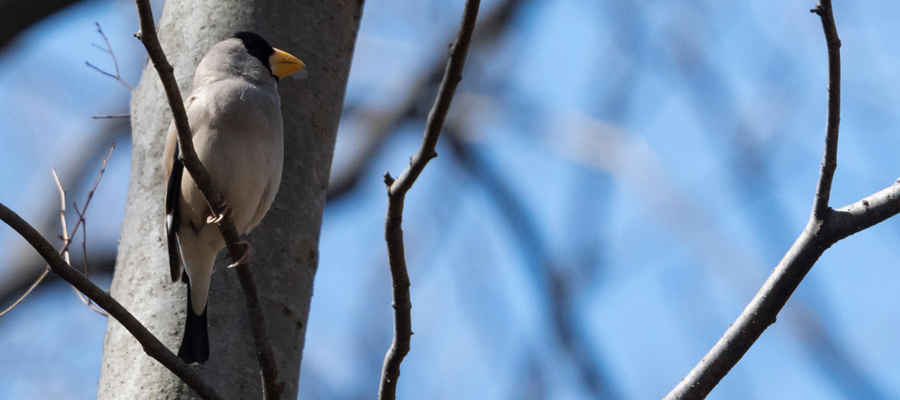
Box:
0;202;224;400
0;268;49;317
811;0;841;220
85;22;134;90
664;2;888;398
0;122;125;309
326;0;522;201
0;144;115;318
378;1;481;399
665;182;900;399
0;0;85;49
55;162;108;316
132;0;282;397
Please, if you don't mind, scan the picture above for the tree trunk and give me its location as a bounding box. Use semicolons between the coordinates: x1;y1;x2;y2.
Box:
97;0;361;398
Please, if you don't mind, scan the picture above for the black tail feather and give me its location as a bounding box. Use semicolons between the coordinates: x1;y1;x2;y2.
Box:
165;145;184;283
177;281;209;364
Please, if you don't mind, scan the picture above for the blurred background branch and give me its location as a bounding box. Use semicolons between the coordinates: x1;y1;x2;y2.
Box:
0;0;85;49
327;0;522;202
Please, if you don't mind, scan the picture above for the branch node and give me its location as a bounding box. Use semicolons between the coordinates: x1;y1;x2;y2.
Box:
379;0;480;398
665;1;848;398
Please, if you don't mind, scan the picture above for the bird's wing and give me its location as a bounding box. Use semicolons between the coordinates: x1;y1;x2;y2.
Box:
164;96;195;282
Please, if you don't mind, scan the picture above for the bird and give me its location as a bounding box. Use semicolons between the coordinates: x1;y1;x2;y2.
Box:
163;31;305;364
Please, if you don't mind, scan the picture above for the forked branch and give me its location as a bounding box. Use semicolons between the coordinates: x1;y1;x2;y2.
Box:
0;144;115;318
86;22;134;90
664;2;900;399
0;202;223;400
378;1;481;399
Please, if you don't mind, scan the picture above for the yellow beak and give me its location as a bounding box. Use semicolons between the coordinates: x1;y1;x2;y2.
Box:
269;48;306;79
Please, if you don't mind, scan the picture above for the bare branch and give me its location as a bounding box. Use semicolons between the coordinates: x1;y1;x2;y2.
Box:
85;61;121;80
71;201;107;315
0;269;49;318
132;0;282;397
0;145;114;318
78;142;114;219
664;184;900;400
0;202;224;400
378;1;481;399
664;3;894;398
55;143;114;258
327;0;522;201
55;165;108;316
86;22;134;90
55;168;80;303
91;114;131;119
810;0;842;220
0;121;125;307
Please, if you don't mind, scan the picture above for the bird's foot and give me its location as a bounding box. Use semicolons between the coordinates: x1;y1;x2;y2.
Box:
227;240;252;268
207;202;232;224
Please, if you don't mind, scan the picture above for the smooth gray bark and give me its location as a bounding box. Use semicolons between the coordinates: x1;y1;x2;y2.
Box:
97;0;361;398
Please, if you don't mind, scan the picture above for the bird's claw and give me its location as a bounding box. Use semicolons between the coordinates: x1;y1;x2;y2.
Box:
207;202;232;224
227;240;252;268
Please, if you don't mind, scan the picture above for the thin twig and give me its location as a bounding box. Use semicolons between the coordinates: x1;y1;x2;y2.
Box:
53;143;115;259
86;22;134;90
0;269;49;318
0;202;224;400
132;0;282;397
55;166;108;316
54;167;70;255
0;145;114;318
72;202;107;315
327;0;521;201
378;1;481;399
78;142;114;218
0;120;125;309
810;0;842;220
92;114;131;119
664;2;858;398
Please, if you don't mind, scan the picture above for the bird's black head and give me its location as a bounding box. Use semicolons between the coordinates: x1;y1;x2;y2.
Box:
232;31;275;70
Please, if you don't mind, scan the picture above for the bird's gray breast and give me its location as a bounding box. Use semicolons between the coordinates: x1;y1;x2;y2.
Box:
189;78;284;235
